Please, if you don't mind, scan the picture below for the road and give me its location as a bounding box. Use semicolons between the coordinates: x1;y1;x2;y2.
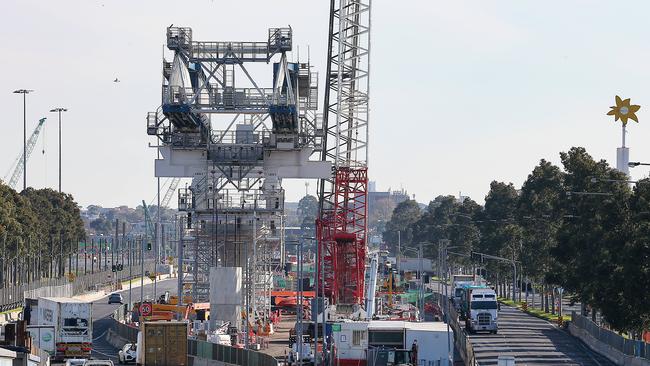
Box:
469;305;614;365
90;278;178;362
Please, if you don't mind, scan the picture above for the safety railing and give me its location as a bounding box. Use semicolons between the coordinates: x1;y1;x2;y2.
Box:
436;293;478;366
0;260;156;311
572;311;650;360
167;27;192;50
188;339;278;366
191;41;270;62
110;307;139;342
163;85;274;112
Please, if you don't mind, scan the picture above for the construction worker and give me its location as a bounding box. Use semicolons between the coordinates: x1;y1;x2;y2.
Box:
411;339;418;365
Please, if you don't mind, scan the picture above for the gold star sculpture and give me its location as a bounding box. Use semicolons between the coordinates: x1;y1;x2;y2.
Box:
607;95;640;125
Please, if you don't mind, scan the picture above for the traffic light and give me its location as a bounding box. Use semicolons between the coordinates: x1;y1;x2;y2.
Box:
111;265;116;272
147;242;152;251
117;264;123;271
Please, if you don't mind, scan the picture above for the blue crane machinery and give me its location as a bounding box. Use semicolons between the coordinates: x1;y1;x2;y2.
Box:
3;117;47;190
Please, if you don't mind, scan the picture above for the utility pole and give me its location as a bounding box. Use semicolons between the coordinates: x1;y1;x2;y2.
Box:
50;107;67;192
129;237;133;310
177;217;184;315
140;236;144;305
418;241;423;321
13;89;33;191
114;219;118;289
397;230;401;274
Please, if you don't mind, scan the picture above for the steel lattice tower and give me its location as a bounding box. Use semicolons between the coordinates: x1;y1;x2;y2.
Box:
318;0;372;307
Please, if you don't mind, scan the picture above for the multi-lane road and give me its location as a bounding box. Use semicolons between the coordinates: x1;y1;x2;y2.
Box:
468;305;614;365
89;278;178;362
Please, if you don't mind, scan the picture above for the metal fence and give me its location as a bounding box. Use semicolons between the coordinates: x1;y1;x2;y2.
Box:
108;314;278;366
433;293;478;366
187;339;278;366
109;308;140;343
0;260;156;311
572;311;650;360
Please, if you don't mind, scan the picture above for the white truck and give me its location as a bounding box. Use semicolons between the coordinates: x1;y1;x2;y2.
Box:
463;287;498;334
37;297;93;361
451;274;475;306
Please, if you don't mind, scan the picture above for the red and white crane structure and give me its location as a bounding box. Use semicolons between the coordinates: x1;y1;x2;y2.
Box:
317;0;372;309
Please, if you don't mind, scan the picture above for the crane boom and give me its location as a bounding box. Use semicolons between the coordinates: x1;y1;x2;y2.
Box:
4;118;47;190
317;0;372;307
161;178;181;207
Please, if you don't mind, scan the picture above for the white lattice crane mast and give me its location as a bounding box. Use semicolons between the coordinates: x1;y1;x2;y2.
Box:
3;118;46;190
161;178;181;207
317;0;372;307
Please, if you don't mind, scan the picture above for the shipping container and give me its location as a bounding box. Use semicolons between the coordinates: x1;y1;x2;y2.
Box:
137;321;188;366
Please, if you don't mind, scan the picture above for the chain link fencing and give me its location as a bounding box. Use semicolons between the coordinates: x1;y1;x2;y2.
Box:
0;260;156;311
572;311;650;360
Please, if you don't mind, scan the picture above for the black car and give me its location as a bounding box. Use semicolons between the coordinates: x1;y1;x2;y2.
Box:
108;293;123;304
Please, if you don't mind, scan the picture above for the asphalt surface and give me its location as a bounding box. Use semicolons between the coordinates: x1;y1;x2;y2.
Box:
469;305;614;366
89;278;179;363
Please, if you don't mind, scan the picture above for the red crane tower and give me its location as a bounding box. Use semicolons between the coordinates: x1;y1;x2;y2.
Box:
317;0;372;307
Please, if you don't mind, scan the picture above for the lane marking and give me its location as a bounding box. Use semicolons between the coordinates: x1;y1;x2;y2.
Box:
93;330;107;341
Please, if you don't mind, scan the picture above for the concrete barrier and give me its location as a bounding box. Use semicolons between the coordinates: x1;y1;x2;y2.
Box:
569;323;650;366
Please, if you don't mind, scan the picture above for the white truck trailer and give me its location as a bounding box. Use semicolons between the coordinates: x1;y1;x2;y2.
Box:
37;297;93;361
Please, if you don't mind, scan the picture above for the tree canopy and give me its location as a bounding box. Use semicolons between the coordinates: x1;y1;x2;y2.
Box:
381;147;650;333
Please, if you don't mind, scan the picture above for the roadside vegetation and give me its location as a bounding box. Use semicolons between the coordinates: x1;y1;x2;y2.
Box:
0;181;85;282
383;147;650;336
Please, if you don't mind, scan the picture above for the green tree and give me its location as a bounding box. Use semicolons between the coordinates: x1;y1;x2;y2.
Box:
475;181;521;297
382;199;421;253
619;178;650;334
516;160;565;300
297;195;318;228
551;147;631;328
90;216;113;235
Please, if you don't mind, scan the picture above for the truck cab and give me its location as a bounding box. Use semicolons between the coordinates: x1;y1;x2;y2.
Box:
464;288;498;334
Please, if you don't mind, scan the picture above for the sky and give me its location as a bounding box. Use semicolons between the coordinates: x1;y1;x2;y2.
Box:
3;1;650;208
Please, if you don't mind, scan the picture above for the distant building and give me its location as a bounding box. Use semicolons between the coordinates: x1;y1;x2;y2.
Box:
368;187;410;215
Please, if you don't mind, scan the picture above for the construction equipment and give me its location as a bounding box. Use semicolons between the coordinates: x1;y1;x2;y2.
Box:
149;177;181;208
142;200;155;250
3;117;46;189
317;0;372;308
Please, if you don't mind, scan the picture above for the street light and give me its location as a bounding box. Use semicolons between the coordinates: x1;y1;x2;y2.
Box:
14;89;34;191
629;161;650;167
565;191;613;197
589;177;645;185
50;108;67;192
286;238;307;366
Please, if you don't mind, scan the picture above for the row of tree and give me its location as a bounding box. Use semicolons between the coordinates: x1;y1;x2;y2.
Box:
383;147;650;334
85;204;178;235
0;181;85;283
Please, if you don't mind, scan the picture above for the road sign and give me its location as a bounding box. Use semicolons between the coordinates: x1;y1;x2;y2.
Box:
140;303;152;316
332;324;341;332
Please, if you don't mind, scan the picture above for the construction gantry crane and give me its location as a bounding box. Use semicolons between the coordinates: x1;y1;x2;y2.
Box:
3;118;46;190
317;0;372;309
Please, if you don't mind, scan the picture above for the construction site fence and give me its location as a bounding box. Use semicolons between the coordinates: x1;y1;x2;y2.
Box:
110;307;140;343
108;312;278;366
572;311;650;360
0;260;156;311
435;293;479;366
187;339;278;366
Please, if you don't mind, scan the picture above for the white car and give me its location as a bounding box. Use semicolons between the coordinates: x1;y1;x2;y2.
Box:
118;343;137;364
83;361;114;366
288;342;313;365
65;359;87;366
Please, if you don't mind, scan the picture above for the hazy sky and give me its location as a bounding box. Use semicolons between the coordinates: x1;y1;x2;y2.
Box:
3;1;650;208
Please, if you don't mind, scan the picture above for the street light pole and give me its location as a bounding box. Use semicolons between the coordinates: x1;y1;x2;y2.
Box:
50;107;67;192
14;89;33;191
